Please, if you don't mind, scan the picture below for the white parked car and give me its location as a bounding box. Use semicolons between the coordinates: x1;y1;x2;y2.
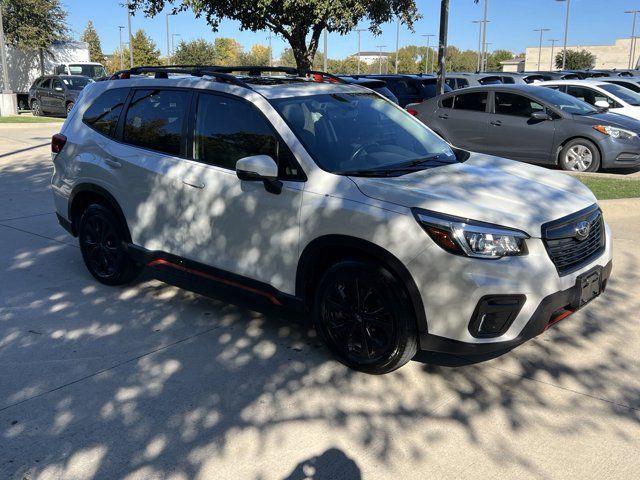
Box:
50;66;613;374
538;79;640;121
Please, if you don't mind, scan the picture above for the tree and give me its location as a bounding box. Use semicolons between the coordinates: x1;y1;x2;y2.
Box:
131;29;161;66
394;45;421;73
213;37;242;65
1;0;68;73
556;49;595;70
240;44;270;66
129;0;420;71
486;49;513;71
279;48;296;68
445;46;477;72
80;21;104;63
172;38;217;65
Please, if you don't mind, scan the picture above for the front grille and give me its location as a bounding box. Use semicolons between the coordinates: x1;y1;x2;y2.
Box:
542;205;605;276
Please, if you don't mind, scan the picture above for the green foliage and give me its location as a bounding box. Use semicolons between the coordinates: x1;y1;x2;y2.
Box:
240;44;271;66
213;37;242;65
486;49;513;71
172;38;217;65
556;49;595;70
0;0;68;53
131;29;161;66
80;21;104;63
128;0;420;70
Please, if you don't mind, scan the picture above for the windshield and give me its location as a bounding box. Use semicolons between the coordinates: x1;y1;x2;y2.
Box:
599;83;640;106
270;92;457;176
537;87;598;115
68;64;107;79
61;76;93;90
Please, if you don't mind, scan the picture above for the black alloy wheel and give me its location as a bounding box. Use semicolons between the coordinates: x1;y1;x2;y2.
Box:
31;100;41;116
78;204;142;285
315;260;418;374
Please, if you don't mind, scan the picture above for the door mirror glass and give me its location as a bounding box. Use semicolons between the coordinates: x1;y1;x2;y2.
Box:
594;100;609;110
530;111;550;120
236;155;278;180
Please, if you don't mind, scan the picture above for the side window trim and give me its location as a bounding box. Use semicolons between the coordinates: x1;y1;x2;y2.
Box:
192;91;307;181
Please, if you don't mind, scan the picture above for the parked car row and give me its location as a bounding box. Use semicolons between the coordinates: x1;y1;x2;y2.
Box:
28;74;93;117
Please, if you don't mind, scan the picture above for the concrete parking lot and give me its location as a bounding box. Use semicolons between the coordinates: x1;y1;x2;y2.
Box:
1;123;639;480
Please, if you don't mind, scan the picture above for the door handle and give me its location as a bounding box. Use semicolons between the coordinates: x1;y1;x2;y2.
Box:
182;178;205;189
105;158;122;168
438;114;449;119
490;120;502;127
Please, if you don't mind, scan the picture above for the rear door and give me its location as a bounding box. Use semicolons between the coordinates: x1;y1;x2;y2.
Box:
438;90;490;150
50;78;66;113
484;91;556;163
38;78;53;112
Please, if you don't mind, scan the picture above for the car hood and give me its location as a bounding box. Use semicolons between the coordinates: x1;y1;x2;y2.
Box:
571;111;640;130
350;153;597;237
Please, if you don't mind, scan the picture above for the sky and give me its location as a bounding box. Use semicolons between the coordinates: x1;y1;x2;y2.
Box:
60;0;640;59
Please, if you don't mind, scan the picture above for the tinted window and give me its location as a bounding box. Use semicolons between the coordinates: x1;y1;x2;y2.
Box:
61;76;93;90
67;64;107;79
39;78;51;89
565;86;621;109
83;87;130;138
445;78;456;89
52;79;63;90
478;76;502;85
606;81;640;93
599;83;640;106
195;94;298;177
419;80;452;99
457;78;469;88
494;92;544;117
535;87;597;115
501;76;515;84
123;89;189;156
441;96;454;108
453;92;488;112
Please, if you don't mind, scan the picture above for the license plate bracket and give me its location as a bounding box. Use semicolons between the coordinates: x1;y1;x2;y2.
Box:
576;268;602;308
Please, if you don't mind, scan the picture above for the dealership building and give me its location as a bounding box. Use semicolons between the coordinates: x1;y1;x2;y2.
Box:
523;37;637;71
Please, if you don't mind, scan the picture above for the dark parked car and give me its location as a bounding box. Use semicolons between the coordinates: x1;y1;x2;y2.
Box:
338;76;399;103
524;71;581;81
444;73;504;90
413;84;640;172
28;75;93;117
363;74;451;107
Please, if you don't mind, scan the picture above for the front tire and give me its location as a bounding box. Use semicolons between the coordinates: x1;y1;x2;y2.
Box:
559;139;601;172
314;260;418;374
78;204;142;286
31;100;41;117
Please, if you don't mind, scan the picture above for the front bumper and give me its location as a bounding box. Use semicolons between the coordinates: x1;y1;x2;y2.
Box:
599;136;640;168
419;260;612;355
406;219;613;353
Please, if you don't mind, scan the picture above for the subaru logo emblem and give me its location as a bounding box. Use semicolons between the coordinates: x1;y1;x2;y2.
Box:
574;221;590;241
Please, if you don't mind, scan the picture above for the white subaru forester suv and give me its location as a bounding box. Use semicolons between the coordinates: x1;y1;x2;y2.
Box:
51;66;612;374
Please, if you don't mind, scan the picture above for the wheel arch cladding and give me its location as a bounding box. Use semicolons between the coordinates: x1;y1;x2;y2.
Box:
295;234;428;335
68;184;131;241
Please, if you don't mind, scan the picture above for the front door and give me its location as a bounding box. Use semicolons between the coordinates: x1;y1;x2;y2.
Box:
175;92;304;293
484;91;556;163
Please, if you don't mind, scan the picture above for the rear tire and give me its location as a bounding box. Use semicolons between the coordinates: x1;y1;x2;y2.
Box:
314;260;418;374
559;138;601;172
66;101;75;116
78;204;142;286
31;100;41;117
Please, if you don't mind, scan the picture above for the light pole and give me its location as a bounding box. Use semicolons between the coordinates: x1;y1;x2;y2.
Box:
355;29;366;75
534;28;550;71
267;32;273;67
421;34;435;74
323;28;328;72
626;10;640;69
480;0;489;72
376;45;387;74
395;18;400;74
118;26;125;69
483;42;492;70
548;39;559;70
165;12;176;65
472;20;489;72
127;4;134;68
556;0;571;70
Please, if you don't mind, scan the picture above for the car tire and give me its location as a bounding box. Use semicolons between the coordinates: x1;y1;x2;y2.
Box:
31;100;41;117
559;139;601;172
66;102;74;116
314;259;418;374
78;204;142;286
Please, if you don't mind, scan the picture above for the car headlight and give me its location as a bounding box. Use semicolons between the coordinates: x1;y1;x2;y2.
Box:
593;125;638;140
412;209;529;259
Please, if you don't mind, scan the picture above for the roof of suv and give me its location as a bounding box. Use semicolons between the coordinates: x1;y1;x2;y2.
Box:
437;84;544;95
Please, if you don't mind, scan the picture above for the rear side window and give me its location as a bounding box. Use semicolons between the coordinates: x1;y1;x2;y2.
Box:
441;96;454;108
457;78;469;88
39;78;51;89
494;92;544;117
123;89;190;156
608;81;640;93
453;92;488;112
478;76;502;85
194;94;300;178
445;78;456;89
83;87;130;138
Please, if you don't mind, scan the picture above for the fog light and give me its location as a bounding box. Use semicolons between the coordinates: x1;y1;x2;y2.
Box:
469;295;526;338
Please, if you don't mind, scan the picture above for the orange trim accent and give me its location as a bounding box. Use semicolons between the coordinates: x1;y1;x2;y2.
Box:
545;309;574;330
147;258;283;306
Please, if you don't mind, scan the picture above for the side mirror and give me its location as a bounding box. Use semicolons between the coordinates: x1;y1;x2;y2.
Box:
530;111;550;121
236;155;282;194
594;100;610;111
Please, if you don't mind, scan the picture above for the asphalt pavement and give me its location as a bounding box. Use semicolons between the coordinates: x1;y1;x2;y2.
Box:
1;123;639;480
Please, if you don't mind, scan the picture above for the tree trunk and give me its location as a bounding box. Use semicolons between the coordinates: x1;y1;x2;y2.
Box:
288;25;322;71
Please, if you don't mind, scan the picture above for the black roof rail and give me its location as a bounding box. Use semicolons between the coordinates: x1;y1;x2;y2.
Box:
105;64;347;86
